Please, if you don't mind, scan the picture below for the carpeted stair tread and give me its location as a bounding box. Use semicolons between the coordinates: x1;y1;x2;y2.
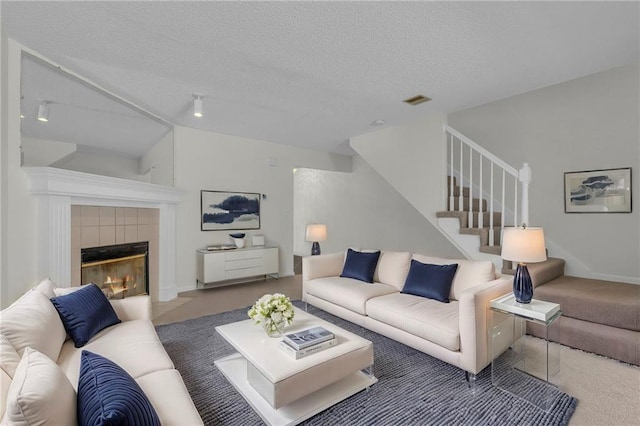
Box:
479;245;502;255
448;197;487;212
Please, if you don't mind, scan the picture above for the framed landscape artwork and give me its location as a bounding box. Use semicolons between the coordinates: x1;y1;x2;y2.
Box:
564;167;632;213
201;190;261;231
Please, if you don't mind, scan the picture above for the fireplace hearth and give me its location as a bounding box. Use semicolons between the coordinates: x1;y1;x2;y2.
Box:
81;242;149;298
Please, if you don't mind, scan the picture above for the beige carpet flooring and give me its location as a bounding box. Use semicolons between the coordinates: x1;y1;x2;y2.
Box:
152;275;640;426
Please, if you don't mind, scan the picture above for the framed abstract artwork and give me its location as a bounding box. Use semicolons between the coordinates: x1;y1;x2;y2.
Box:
564;168;632;213
201;190;261;230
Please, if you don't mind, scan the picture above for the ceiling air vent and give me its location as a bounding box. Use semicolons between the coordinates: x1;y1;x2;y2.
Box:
403;95;431;106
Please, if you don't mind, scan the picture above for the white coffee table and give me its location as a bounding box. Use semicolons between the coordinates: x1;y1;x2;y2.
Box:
215;307;377;426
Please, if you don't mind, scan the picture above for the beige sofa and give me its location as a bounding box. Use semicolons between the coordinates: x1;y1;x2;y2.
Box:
0;279;202;425
302;251;514;382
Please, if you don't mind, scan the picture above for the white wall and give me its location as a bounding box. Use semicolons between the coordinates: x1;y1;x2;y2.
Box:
173;126;352;293
350;113;450;222
20;136;77;167
294;156;462;258
0;22;8;305
51;149;141;180
139;130;174;186
449;63;640;283
1;39;38;306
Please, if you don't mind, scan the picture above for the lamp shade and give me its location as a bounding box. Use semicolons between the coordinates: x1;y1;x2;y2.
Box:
305;224;327;242
501;227;547;263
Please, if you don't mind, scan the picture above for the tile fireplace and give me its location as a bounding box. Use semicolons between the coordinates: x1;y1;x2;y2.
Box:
24;167;184;301
81;242;149;298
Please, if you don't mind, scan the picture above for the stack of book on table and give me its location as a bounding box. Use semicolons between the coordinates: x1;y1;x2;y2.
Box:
279;326;337;359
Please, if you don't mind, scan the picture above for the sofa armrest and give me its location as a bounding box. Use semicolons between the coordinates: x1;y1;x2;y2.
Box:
302;252;344;299
109;295;152;321
458;276;513;374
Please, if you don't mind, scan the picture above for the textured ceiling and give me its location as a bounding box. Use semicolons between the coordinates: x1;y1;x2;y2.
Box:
2;1;639;156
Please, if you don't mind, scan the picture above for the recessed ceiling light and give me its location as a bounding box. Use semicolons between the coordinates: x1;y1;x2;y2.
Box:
403;95;431;106
371;120;385;127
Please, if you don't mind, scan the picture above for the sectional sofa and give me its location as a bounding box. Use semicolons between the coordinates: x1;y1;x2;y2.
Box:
302;250;515;382
0;279;202;425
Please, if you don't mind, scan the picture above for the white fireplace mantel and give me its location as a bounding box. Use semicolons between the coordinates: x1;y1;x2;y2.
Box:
23;167;184;301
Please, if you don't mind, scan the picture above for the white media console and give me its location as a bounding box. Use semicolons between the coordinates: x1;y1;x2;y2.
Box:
196;246;279;287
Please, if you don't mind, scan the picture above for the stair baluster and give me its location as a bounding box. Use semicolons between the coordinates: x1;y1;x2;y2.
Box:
441;125;530;262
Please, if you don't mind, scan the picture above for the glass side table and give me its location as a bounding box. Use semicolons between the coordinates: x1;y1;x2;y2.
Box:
490;293;562;411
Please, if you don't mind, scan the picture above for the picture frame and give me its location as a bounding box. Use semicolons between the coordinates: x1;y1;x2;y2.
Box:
564;167;632;213
201;190;261;231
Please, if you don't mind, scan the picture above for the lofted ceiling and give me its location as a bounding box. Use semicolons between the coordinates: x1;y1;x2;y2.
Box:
2;1;639;156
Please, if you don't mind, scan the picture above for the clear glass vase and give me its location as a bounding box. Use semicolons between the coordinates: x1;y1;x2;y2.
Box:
263;317;286;338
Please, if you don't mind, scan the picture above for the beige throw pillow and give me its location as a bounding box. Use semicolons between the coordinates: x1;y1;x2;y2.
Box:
1;347;76;426
374;251;412;290
0;290;66;362
0;335;21;419
33;277;57;299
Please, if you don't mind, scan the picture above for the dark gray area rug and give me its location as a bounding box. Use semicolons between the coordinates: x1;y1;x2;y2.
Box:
156;301;577;425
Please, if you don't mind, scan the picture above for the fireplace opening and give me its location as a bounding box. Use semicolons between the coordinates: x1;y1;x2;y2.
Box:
81;242;149;299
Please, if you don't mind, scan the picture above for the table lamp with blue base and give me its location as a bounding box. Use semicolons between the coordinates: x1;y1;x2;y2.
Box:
305;224;327;256
501;225;547;304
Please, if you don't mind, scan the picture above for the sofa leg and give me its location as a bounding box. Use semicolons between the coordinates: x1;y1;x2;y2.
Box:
465;371;478;395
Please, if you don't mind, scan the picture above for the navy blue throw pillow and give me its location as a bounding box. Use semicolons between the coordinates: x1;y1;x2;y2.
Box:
78;351;160;426
50;283;120;347
401;260;458;303
340;249;381;283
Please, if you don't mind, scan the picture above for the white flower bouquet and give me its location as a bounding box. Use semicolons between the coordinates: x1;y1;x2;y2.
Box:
248;293;295;337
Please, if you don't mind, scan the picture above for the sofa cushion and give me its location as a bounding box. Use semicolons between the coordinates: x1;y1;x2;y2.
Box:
50;283;121;348
373;251;412;290
0;289;66;362
306;277;398;315
341;249;381;283
0;334;20;379
412;255;495;301
0;335;21;419
0;370;11;420
57;319;175;387
34;277;57;299
136;369;204;426
2;347;76;426
366;293;460;351
78;350;160;426
401;260;458;303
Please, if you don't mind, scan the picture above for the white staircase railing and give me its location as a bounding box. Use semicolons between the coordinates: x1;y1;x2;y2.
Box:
444;125;531;246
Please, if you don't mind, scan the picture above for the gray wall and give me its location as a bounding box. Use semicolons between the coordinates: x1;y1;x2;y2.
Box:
293;156;462;258
173;125;353;292
449;63;639;283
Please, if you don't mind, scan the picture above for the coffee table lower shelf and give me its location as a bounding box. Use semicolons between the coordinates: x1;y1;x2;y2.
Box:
215;353;378;426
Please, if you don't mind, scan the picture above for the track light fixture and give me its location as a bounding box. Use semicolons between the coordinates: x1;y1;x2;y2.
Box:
37;101;49;122
193;94;203;118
